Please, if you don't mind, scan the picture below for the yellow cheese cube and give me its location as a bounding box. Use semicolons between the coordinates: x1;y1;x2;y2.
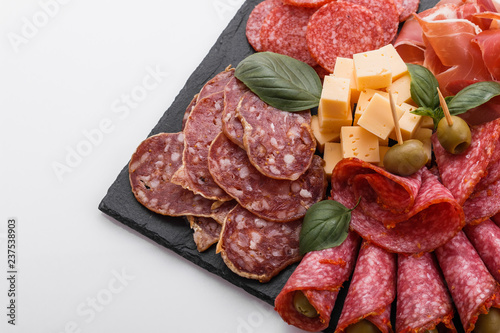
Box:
353;89;391;125
387;73;413;105
389;103;423;141
319;76;351;119
323;142;343;178
318;104;353;133
414;127;433;164
311;115;340;153
353;49;392;90
332;58;360;104
420;116;435;129
340;126;380;163
380;44;408;81
378;146;391;167
357;93;404;141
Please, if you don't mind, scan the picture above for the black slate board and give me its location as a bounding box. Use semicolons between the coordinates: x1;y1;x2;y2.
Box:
98;1;465;332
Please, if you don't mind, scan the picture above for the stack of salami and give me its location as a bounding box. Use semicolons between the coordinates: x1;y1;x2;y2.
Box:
128;67;327;282
246;0;419;75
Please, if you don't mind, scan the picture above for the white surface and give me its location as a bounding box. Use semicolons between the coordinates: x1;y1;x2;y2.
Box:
0;1;306;332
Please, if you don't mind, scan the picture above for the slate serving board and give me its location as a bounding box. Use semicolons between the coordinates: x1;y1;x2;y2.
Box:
98;0;464;332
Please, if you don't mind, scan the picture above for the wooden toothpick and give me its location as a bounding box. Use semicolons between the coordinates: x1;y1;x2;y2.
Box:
388;89;403;146
437;87;453;126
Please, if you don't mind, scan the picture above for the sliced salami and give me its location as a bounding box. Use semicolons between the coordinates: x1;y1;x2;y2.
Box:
282;0;335;7
197;67;235;102
217;204;302;282
396;252;456;333
464;219;500;283
221;76;248;149
433;118;500;224
171;91;233;201
182;93;198;130
274;232;361;332
306;2;384;72
397;0;421;22
188;216;222;252
260;5;317;67
208;132;327;222
335;242;396;333
435;231;500;333
246;0;283;52
237;91;316;180
331;158;464;254
129;132;229;218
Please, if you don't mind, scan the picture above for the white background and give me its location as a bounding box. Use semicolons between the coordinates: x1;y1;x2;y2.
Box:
0;0;306;332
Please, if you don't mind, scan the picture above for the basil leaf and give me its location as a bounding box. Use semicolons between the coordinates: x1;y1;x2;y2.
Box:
235;52;322;112
299;200;355;255
410;106;435;118
447;81;500;115
407;63;440;110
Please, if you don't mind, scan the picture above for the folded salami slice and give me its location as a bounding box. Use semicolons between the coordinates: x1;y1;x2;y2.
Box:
274;232;361;332
335;241;396;333
246;0;283;52
221;76;248;149
435;231;500;333
396;252;456;333
217;204;302;282
208;132;326;222
129;132;232;219
331;158;464;254
188;216;222;252
171;91;233;202
433;118;500;224
464;219;500;283
237;91;316;180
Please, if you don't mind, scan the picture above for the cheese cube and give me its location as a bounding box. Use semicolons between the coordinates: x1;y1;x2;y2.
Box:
323;142;343;177
319;76;351;119
380;44;408;81
357;93;404;141
420;116;435;129
311;115;340;153
378;146;391;167
332;58;360;104
318;104;353;133
353;49;392;90
353;89;391;125
387;73;413;105
340;126;380;163
389;103;423;141
413;127;433;164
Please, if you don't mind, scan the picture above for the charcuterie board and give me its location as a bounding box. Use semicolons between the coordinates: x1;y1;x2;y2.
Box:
98;0;460;332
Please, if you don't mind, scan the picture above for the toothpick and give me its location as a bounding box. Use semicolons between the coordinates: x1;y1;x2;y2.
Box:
437;87;453;126
388;89;403;145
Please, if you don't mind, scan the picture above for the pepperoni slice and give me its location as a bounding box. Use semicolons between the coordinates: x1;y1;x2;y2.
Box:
282;0;335;7
307;2;384;72
260;4;318;67
246;0;283;51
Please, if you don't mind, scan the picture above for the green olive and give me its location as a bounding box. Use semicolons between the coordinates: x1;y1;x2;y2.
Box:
383;139;428;176
293;291;318;318
345;319;381;333
473;307;500;333
436;115;472;154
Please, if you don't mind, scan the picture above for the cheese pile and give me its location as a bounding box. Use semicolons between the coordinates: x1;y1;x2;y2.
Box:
312;44;435;178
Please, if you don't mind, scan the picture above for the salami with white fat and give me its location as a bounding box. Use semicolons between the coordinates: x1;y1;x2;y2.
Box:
246;0;283;52
188;216;222;252
221;76;248;149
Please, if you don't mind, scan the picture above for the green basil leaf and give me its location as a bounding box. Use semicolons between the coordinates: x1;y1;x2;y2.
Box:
235;52;322;112
407;63;440;110
410;106;435;118
447;81;500;116
299;200;354;255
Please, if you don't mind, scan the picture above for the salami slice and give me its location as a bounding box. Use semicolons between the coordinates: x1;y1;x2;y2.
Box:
397;0;421;22
217;204;302;282
464;219;500;283
221;76;248;149
433;118;500;224
396;252;456;333
335;242;396;333
208;132;327;222
246;0;283;52
171;91;233;201
282;0;335;7
494;213;500;227
435;231;500;333
237;91;316;180
197;66;235;102
331;158;464;254
274;232;361;332
129;132;230;218
306;2;384;72
260;5;317;67
188;216;222;252
182;93;198;130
